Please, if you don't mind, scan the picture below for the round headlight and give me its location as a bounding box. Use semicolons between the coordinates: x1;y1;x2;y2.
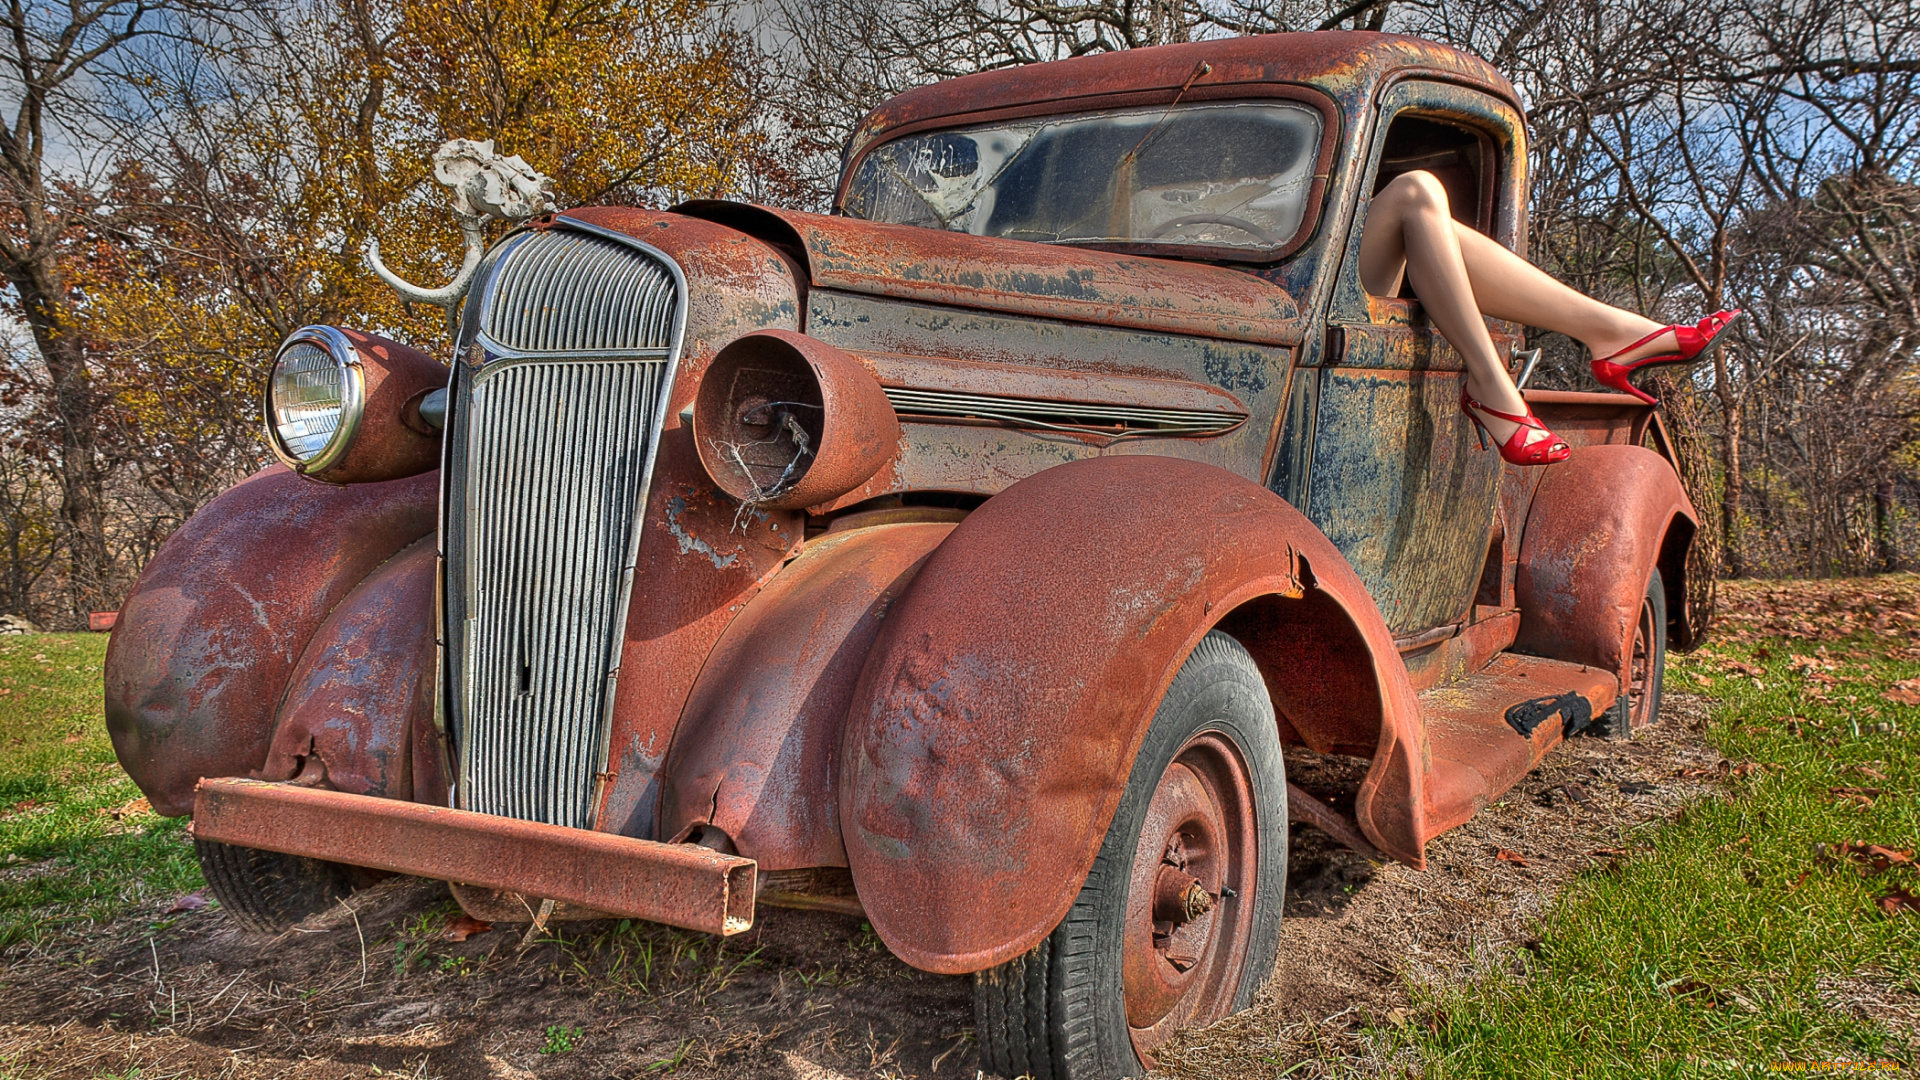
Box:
265;326;365;473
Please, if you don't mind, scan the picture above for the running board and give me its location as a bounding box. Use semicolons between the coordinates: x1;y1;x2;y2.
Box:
1421;653;1619;835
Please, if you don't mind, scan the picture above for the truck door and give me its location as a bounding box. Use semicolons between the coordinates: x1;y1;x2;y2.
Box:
1296;80;1529;637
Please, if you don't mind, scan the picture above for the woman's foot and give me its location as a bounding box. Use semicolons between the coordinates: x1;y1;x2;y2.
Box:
1586;310;1743;404
1461;374;1570;466
1581;311;1671;366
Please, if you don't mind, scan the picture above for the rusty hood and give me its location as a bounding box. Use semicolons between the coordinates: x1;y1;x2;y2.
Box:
667;203;1305;348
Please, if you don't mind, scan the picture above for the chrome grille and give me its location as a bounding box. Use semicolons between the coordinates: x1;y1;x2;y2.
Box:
449;223;683;830
481;230;678;355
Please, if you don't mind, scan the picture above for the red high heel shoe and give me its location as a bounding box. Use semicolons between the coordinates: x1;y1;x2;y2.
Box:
1590;309;1742;405
1461;387;1570;466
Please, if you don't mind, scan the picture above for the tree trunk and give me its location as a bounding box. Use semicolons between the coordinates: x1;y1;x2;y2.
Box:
1876;477;1900;573
1713;361;1745;579
8;263;111;618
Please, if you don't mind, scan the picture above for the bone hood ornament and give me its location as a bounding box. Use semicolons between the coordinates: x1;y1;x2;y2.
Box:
366;139;558;324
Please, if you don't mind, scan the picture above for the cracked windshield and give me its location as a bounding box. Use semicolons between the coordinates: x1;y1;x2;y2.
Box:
843;101;1322;254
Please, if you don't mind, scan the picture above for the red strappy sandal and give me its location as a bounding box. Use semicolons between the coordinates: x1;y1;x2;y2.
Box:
1590;309;1742;405
1461;387;1570;467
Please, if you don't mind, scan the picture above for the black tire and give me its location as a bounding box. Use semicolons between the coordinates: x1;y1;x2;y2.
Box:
195;838;355;933
1596;567;1668;740
974;631;1288;1079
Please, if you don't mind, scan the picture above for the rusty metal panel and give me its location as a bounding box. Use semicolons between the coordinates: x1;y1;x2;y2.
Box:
591;435;805;840
1524;389;1658;451
723;208;1305;347
1513;444;1696;677
192;778;757;937
661;522;955;870
805;291;1293;496
841;455;1426;975
856;351;1249;423
1421;653;1619;835
259;538;441;802
105;466;439;817
1306;365;1502;635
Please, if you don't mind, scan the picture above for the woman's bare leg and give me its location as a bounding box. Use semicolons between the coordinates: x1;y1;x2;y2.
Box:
1359;171;1677;444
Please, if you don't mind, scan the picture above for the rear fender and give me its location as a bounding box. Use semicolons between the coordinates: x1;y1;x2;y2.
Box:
104;467;438;816
257;538;445;805
659;521;955;867
1513;444;1697;672
840;456;1424;974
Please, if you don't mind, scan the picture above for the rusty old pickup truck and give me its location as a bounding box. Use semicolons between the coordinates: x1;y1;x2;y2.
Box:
105;30;1698;1080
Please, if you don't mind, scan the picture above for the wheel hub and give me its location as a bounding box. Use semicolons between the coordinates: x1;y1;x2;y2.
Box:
1120;733;1259;1063
1152;868;1214;926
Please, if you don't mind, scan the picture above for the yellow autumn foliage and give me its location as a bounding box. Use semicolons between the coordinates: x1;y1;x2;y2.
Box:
80;0;764;485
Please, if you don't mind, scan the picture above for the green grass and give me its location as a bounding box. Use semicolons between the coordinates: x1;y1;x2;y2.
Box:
0;633;200;951
1384;607;1920;1076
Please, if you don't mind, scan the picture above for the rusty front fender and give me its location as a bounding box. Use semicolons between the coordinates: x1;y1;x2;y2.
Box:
1513;444;1697;673
840;456;1423;974
660;520;956;868
104;466;439;816
257;538;446;805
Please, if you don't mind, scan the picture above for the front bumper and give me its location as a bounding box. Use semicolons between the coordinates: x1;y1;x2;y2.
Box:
191;778;757;936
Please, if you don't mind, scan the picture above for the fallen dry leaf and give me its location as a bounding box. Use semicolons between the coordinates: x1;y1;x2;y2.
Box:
1876;888;1920;916
1825;841;1916;874
445;915;492;942
1664;978;1722;1006
1494;848;1529;867
1846;764;1890;782
1829;787;1882;809
100;797;151;821
1553;782;1591;805
1722;660;1767;678
164;891;210;915
1887;679;1920;707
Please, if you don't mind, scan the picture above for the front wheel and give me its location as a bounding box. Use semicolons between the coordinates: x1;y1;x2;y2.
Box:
1597;566;1668;739
974;631;1288;1079
195;839;356;933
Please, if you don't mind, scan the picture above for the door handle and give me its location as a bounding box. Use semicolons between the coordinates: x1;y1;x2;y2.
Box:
1512;347;1542;390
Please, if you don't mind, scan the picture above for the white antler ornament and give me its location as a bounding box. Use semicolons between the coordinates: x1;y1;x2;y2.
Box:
366;139;557;330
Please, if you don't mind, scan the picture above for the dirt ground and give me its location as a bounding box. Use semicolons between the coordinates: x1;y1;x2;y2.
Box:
0;694;1724;1080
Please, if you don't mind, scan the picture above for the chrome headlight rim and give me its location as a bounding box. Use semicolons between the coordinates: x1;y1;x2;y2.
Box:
264;325;367;475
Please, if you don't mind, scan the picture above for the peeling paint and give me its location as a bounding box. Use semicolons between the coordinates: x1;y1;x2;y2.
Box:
666;495;740;569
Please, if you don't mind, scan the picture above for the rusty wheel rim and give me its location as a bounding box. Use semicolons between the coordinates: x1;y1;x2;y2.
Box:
1121;731;1258;1065
1628;592;1657;731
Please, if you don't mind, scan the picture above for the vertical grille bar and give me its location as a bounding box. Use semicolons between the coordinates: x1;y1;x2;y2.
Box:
449;225;682;829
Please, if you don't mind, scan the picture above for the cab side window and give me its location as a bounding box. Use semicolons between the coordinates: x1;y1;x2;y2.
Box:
1371;114;1499;297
